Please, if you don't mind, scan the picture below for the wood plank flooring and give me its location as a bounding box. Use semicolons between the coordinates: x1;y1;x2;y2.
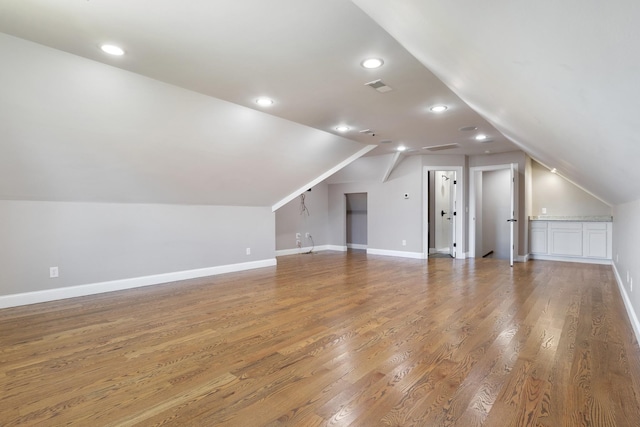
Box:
1;251;640;426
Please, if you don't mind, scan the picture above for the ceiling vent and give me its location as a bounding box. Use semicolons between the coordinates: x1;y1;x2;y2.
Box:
379;139;392;144
359;129;376;136
423;143;459;152
364;79;393;93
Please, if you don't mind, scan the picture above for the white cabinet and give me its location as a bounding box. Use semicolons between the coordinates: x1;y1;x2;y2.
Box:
530;221;548;254
529;220;612;264
549;222;583;256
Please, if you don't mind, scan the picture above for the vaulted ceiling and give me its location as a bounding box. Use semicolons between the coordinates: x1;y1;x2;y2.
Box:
0;0;636;206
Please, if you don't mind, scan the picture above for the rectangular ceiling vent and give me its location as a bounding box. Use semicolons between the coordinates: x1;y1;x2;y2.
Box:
359;129;376;136
364;79;393;93
423;143;459;152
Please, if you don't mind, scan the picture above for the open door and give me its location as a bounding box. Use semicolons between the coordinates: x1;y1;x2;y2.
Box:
508;163;517;266
450;171;457;258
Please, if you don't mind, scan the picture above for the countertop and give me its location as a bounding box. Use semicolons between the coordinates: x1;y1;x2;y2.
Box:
529;215;612;222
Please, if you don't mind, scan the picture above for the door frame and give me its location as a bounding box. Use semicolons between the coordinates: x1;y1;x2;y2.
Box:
423;166;464;260
468;163;519;260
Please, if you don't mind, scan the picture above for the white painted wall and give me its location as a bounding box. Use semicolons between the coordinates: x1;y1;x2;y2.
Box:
0;201;275;301
612;199;640;342
531;160;612;216
275;182;329;251
328;155;424;255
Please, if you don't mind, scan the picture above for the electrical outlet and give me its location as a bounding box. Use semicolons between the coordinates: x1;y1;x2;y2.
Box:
541;207;547;214
49;267;59;278
402;239;407;246
296;232;301;239
305;232;310;238
246;248;251;255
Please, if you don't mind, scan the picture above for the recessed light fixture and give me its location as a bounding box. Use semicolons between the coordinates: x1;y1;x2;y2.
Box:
475;134;488;141
335;125;350;132
397;145;407;152
255;97;274;107
361;58;384;69
100;44;125;56
430;105;448;113
550;168;557;174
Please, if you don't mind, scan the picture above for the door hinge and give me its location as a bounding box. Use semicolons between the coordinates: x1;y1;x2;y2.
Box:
453;211;457;216
453;243;457;247
453;180;457;184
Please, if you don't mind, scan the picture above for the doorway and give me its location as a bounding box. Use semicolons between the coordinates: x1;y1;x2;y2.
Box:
469;164;518;265
346;193;367;250
423;166;464;259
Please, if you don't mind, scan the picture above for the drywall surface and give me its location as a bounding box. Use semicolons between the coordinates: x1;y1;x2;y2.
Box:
328;155;423;253
612;199;640;340
531;160;612;216
0;201;275;297
275;182;329;250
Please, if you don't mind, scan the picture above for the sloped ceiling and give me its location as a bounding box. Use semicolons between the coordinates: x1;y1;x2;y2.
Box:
0;0;522;208
352;0;640;205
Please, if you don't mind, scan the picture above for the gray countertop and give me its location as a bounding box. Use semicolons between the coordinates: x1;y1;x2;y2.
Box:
529;215;613;222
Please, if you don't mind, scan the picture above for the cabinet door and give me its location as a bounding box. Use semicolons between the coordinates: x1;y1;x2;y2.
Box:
549;222;583;256
583;223;608;258
530;222;548;254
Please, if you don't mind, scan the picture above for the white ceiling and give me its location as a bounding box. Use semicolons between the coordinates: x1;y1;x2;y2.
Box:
353;0;640;205
0;0;636;205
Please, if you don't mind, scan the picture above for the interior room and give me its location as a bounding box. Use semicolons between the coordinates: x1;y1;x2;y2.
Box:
1;1;639;425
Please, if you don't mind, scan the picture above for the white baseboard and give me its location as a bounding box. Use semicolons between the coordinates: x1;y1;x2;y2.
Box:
367;248;426;259
0;258;277;309
530;254;611;265
517;254;530;262
347;243;367;250
275;245;348;257
612;263;640;345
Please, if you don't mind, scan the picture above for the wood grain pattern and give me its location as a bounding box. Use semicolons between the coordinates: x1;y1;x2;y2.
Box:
1;252;640;426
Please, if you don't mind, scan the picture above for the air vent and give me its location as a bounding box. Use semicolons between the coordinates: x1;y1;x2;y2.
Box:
359;129;376;136
459;126;478;132
379;139;392;144
364;79;393;93
422;143;460;152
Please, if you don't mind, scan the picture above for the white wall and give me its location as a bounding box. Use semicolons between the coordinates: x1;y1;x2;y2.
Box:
275;182;329;251
531;160;612;216
612;200;640;341
0;201;275;305
328;155;424;255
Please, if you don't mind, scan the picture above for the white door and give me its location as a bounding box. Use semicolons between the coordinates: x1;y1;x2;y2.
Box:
508;163;517;266
450;171;457;258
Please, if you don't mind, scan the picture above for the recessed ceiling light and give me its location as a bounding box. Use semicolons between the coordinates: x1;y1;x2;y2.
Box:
475;134;488;141
430;105;448;113
255;97;274;107
335;125;350;132
459;126;478;132
361;58;384;69
100;44;125;56
397;145;407;152
550;168;557;174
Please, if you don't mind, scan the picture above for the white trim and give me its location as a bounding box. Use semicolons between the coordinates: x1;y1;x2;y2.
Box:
271;145;377;212
347;243;368;250
275;245;346;256
530;254;611;265
382;152;403;183
469;163;519;260
517;254;530;263
422;166;465;260
367;248;426;259
613;263;640;346
0;259;277;309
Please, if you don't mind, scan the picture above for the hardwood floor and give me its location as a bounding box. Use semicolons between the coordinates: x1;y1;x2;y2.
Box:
1;252;639;426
